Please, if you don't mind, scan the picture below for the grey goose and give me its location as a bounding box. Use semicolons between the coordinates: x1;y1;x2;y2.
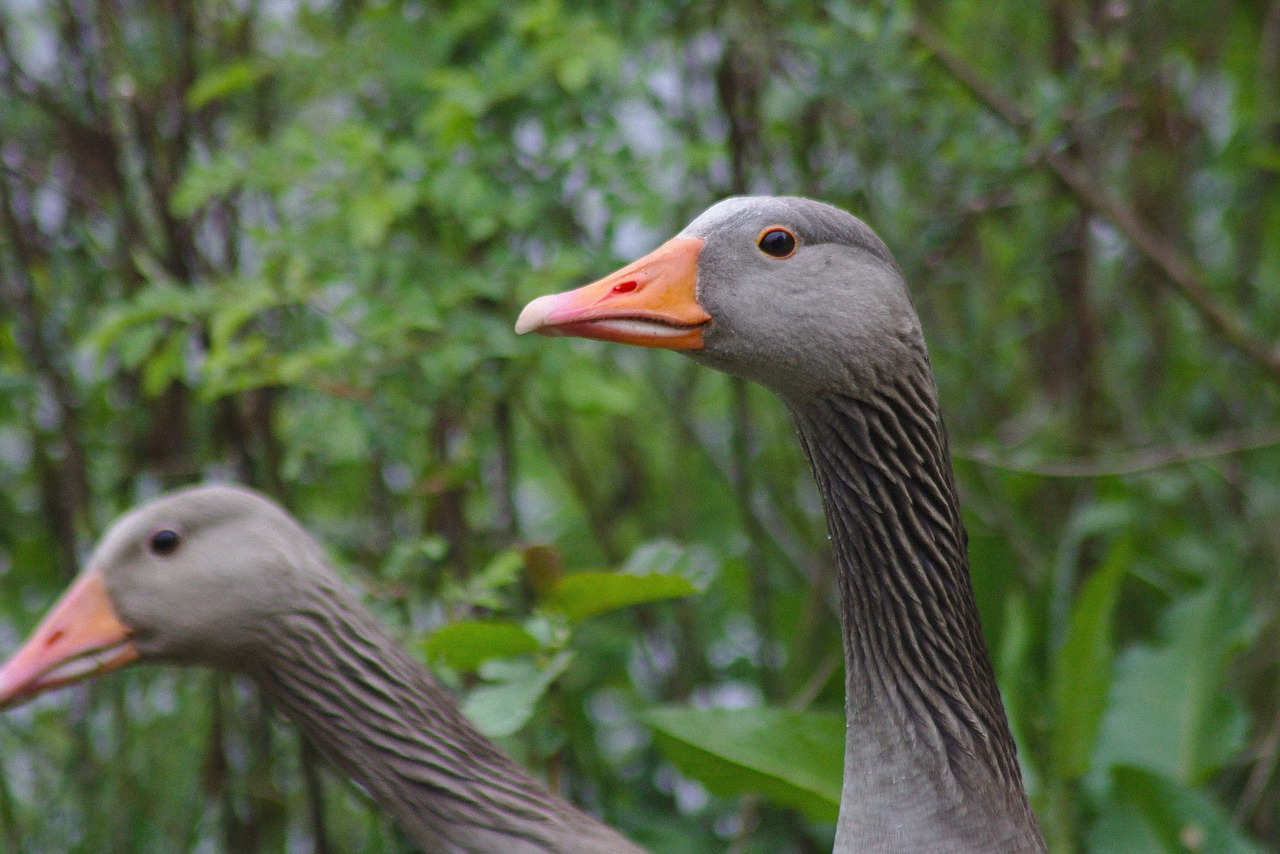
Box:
517;195;1047;853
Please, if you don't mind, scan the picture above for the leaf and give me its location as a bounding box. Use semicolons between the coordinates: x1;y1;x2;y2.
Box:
555;368;638;415
1085;796;1164;854
645;705;844;821
544;571;696;623
141;332;187;397
964;508;1020;657
1251;145;1280;174
421;620;540;672
441;549;525;610
462;651;573;738
1092;586;1257;786
1052;538;1127;780
556;53;593;93
349;182;418;247
187;59;272;108
997;590;1040;798
101;317;165;370
1088;767;1266;854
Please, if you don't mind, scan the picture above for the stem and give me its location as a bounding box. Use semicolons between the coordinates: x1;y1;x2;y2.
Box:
302;738;332;854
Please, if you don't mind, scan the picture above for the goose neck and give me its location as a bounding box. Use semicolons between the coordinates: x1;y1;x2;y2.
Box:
789;372;1044;852
255;582;639;853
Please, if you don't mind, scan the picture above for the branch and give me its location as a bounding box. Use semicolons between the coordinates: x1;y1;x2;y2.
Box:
0;17;85;131
906;15;1280;382
300;739;333;854
1262;1;1280;137
0;136;96;564
646;363;827;590
958;425;1280;479
519;399;625;564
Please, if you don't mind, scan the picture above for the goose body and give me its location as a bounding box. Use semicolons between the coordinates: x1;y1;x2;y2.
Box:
517;195;1047;852
0;484;641;854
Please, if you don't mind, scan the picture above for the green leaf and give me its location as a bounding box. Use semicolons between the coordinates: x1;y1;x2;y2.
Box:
997;590;1039;798
100;316;164;370
141;332;186;397
208;279;280;352
964;507;1020;658
1092;586;1257;786
1251;145;1280;174
462;651;573;738
1088;767;1266;854
645;706;844;821
349;182;418;248
556;53;593;93
544;571;696;623
1052;538;1127;779
422;620;540;672
442;549;525;610
187;59;272;108
556;368;638;415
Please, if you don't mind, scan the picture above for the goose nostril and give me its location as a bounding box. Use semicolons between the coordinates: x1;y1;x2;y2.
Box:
611;280;638;294
45;629;64;648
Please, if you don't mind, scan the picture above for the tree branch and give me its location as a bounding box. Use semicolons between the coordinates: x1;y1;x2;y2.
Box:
0;141;96;562
906;14;1280;382
959;425;1280;479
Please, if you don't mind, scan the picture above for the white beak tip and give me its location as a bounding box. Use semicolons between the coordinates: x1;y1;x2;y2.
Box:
515;295;555;335
0;667;17;706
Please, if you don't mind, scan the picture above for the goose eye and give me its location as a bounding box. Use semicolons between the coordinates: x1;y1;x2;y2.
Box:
757;227;797;258
149;529;182;557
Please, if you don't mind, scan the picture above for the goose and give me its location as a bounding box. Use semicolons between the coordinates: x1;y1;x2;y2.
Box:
0;483;643;854
516;196;1047;852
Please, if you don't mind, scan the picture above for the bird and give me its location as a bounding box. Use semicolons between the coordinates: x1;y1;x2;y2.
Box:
0;483;643;854
516;195;1048;853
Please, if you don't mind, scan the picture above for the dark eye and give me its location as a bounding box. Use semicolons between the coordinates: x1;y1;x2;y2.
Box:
149;529;181;557
757;227;797;258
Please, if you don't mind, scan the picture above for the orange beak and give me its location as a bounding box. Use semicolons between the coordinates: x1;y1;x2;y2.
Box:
515;236;710;349
0;570;138;709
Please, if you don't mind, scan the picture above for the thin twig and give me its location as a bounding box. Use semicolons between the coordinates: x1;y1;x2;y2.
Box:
518;398;625;564
958;426;1280;479
1235;693;1280;825
646;363;824;589
0;135;95;572
905;14;1280;382
787;648;841;714
301;739;332;854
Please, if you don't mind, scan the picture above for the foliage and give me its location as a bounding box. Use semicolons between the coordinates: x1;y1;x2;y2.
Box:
1;0;1278;851
645;706;845;821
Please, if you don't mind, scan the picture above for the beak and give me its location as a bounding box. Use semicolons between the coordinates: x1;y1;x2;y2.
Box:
0;570;138;709
515;236;710;350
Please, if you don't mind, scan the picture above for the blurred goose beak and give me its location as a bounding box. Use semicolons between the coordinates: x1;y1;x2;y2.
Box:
0;571;138;709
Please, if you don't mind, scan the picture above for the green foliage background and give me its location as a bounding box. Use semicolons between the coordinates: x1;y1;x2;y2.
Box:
1;1;1278;851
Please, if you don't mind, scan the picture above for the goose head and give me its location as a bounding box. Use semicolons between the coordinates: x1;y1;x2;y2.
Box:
516;196;923;399
0;484;325;707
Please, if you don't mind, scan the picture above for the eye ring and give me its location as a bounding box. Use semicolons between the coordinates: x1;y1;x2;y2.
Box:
149;528;182;557
757;226;797;259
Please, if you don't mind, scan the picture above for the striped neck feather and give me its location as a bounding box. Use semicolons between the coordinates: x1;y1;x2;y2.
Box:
255;581;640;853
790;367;1044;853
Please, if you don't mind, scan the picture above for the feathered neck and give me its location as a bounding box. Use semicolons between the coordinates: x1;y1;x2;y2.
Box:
252;578;641;853
788;359;1044;853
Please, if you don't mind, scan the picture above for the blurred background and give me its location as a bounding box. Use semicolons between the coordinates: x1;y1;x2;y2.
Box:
0;0;1278;851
